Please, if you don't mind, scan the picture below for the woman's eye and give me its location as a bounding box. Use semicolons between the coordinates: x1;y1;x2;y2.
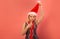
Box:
30;16;33;17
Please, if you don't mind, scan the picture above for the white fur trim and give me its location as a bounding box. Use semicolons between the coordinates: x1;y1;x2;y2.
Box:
28;12;37;16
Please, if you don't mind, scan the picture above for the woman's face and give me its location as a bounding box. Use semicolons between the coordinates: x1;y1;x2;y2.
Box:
28;14;36;21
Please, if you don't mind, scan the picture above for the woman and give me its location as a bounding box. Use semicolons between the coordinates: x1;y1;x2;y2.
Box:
22;1;44;39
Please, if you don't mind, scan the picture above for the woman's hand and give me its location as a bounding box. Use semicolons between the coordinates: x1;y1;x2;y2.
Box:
27;22;32;29
37;1;42;6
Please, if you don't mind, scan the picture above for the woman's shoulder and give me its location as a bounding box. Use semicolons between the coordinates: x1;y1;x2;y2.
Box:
23;20;28;25
24;20;29;24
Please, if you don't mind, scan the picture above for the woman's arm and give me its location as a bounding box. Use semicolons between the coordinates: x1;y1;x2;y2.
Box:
21;23;28;35
36;1;44;24
22;22;32;35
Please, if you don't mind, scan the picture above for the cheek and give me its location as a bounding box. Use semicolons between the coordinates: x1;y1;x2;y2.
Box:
30;17;32;20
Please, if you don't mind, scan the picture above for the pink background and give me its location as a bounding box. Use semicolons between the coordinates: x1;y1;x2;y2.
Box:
0;0;60;39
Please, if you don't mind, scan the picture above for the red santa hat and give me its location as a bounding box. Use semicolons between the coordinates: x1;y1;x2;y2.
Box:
28;1;41;16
